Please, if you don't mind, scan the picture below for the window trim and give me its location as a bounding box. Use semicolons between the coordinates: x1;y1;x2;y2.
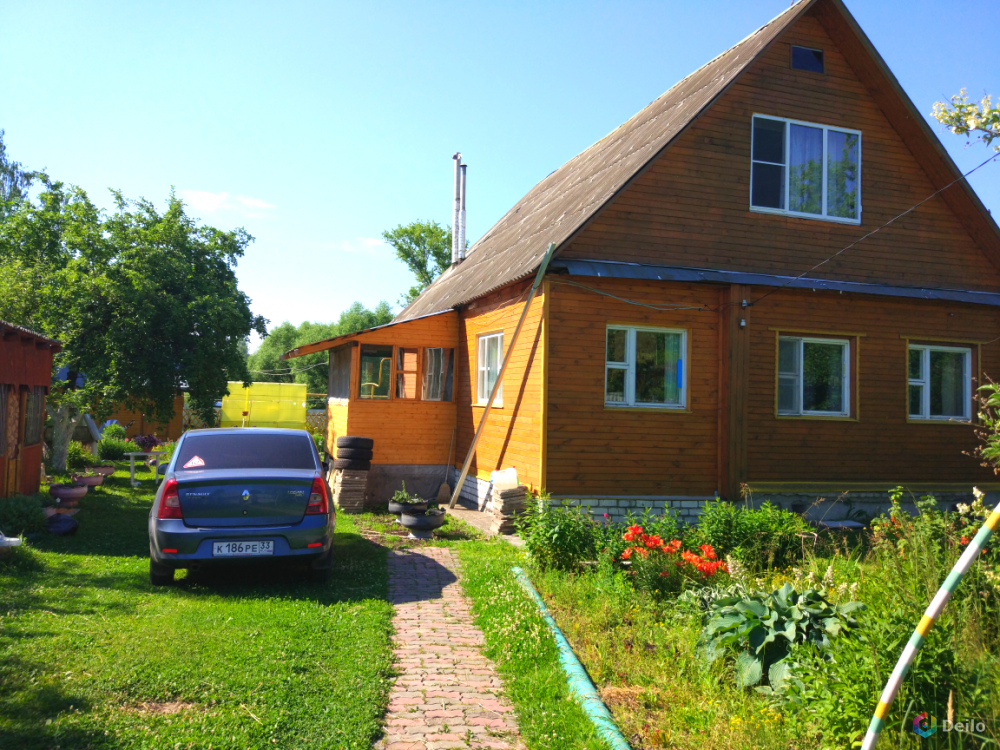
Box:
477;332;504;407
907;343;973;423
776;335;852;418
604;326;688;410
751;113;862;225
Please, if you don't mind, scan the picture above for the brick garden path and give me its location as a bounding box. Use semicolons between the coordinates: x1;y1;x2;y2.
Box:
376;547;522;750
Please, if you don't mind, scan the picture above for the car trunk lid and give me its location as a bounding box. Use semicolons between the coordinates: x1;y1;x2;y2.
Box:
175;469;316;527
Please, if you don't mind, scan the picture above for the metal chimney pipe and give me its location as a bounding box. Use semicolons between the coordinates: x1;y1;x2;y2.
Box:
458;163;467;260
451;153;462;264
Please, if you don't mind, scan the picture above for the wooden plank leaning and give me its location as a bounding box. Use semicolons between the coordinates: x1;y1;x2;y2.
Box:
448;242;557;509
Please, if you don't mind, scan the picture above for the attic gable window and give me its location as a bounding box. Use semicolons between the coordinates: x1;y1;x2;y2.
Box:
791;46;824;73
751;115;861;224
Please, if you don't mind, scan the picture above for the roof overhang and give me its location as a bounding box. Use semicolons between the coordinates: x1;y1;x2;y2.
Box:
281;309;456;360
0;319;62;352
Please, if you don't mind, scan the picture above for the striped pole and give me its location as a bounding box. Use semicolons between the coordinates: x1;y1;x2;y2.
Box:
860;491;1000;750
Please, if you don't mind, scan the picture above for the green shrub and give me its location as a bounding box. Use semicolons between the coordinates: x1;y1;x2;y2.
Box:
66;441;95;471
692;499;810;570
391;481;424;505
101;423;127;440
311;432;326;455
0;494;47;536
699;582;864;689
516;498;597;571
98;436;132;461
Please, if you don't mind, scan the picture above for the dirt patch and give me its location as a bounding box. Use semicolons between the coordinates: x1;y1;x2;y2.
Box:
600;685;645;711
125;701;199;715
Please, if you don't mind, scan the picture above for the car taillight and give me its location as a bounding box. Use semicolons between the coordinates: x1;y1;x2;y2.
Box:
305;477;329;515
158;479;183;519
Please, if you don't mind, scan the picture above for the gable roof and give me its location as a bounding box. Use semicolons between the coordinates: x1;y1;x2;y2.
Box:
0;319;62;350
397;0;1000;322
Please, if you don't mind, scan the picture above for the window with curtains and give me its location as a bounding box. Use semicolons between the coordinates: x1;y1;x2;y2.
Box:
751;115;861;223
605;327;686;409
24;386;45;445
422;347;454;402
328;347;352;400
908;345;971;421
777;336;850;416
477;333;503;406
0;385;7;455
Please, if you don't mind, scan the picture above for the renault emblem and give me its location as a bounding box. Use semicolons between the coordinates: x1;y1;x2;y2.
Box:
241;490;250;501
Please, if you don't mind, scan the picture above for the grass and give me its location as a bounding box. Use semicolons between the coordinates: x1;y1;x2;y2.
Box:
0;464;394;749
350;507;485;550
455;541;609;750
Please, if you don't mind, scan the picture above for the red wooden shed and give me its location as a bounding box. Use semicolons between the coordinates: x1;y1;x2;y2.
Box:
0;320;60;497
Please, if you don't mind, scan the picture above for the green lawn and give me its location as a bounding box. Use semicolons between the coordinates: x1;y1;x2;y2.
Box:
0;467;393;749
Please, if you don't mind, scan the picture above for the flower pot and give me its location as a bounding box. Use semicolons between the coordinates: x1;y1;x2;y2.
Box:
71;473;105;487
91;465;116;477
49;484;88;505
399;509;446;539
389;500;428;515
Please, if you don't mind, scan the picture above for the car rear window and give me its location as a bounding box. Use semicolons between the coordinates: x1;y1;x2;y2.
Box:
175;433;317;470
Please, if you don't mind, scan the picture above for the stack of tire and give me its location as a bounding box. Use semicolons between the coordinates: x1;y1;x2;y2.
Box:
334;436;373;471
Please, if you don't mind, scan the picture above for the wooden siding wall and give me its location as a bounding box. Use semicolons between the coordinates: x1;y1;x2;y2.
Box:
0;335;55;498
545;277;720;497
563;8;1000;292
745;287;1000;485
323;312;460;465
455;280;545;487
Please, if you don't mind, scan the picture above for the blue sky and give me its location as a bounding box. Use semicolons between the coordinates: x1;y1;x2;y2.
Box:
2;1;997;349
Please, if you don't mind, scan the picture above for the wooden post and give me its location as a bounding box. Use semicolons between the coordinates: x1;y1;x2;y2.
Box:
722;284;751;501
449;243;557;509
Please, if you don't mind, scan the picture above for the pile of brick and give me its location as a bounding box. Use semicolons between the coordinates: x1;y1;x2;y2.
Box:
331;436;372;514
488;484;527;535
331;469;368;513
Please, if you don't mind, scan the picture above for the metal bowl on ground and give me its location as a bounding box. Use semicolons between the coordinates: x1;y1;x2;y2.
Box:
388;500;428;516
399;509;446;539
71;473;105;487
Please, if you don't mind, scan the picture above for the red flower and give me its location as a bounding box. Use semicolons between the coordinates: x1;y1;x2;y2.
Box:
623;525;643;542
961;536;970;545
665;540;682;554
699;544;717;560
643;534;664;549
621;548;633;560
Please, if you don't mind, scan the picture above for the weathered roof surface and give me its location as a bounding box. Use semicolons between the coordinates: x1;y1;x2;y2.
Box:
0;319;62;349
281;310;454;360
397;0;1000;322
396;0;813;321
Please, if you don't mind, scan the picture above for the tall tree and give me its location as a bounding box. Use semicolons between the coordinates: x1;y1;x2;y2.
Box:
932;90;1000;151
0;130;35;217
382;220;453;305
0;178;267;470
247;302;393;406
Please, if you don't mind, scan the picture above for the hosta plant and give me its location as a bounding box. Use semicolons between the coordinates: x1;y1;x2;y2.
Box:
699;582;864;689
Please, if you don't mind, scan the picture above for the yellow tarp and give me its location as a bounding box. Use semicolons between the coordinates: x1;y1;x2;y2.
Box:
219;382;308;429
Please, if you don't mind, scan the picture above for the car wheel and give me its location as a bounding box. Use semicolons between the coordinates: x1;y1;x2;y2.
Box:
150;558;175;586
309;550;332;582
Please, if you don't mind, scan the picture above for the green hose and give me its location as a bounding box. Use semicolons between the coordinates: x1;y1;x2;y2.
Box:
512;566;631;750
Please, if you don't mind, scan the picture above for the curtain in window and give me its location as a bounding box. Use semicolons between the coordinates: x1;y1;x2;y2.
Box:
827;130;859;219
635;331;682;406
930;350;966;417
788;124;823;215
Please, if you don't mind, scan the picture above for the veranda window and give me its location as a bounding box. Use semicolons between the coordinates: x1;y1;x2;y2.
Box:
396;347;419;399
477;333;503;406
358;345;393;400
24;386;45;445
751;115;861;223
422;347;454;402
328;347;352;400
605;327;686;408
908;345;971;421
778;337;850;416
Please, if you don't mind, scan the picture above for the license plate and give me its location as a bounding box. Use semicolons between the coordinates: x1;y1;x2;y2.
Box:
212;540;274;557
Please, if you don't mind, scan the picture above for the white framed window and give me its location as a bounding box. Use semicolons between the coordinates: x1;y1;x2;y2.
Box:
605;327;687;409
751;115;861;224
778;336;850;416
477;333;503;406
908;345;971;421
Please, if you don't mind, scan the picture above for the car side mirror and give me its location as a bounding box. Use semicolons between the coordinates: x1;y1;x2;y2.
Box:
157;463;168;476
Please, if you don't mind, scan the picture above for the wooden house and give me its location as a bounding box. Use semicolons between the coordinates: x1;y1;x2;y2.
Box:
285;0;1000;521
1;321;60;498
